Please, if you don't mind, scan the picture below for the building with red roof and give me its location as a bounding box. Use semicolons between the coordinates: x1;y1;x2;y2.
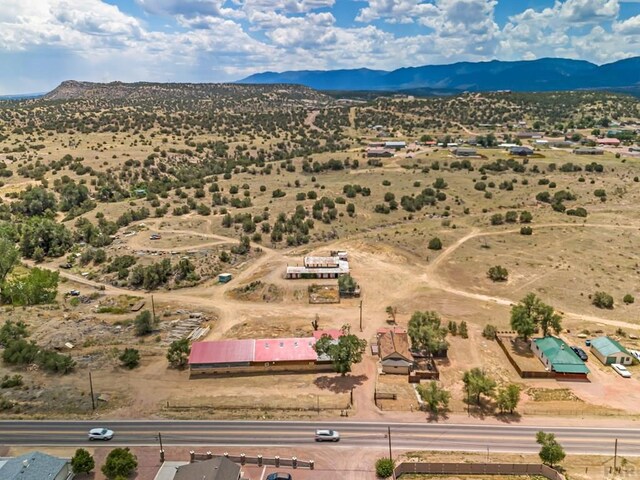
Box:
188;336;334;376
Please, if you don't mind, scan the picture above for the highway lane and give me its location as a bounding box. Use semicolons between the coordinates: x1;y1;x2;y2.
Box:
0;420;639;456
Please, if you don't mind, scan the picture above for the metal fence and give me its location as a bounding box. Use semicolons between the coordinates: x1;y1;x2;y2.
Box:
395;462;565;480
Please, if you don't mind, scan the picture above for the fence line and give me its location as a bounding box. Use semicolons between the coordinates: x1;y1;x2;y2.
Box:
395;462;565;480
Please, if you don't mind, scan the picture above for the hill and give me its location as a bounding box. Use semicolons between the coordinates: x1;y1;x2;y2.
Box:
43;80;332;106
239;57;640;92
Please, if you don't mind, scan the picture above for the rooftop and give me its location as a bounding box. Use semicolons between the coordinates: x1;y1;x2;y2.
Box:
188;339;254;365
534;337;590;374
378;331;411;362
0;451;68;480
590;336;630;357
174;457;240;480
254;337;318;363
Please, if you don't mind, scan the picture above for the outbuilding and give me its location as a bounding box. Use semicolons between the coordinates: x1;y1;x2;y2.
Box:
218;273;232;283
590;336;633;366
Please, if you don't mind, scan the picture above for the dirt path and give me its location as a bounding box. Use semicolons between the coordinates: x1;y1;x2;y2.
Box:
304;110;322;132
423;222;640;331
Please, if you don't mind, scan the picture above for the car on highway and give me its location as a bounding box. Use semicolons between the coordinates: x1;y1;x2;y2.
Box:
612;363;632;378
315;429;340;442
88;427;114;441
266;473;292;480
570;346;588;361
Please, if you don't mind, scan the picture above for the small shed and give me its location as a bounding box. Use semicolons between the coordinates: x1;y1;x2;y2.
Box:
218;273;232;283
590;336;633;365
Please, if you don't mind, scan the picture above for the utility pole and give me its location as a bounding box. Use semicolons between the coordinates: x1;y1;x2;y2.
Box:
151;294;157;323
89;371;95;411
467;388;470;416
158;431;164;452
614;438;618;472
359;300;363;332
387;426;392;461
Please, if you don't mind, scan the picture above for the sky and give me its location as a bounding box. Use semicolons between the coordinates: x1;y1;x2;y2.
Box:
2;0;640;94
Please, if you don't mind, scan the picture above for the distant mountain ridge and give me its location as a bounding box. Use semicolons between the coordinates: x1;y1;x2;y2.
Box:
239;57;640;92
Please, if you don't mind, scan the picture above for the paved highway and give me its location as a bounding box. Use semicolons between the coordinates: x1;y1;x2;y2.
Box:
0;420;639;456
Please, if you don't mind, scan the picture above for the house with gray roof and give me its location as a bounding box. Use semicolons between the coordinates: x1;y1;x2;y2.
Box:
0;451;73;480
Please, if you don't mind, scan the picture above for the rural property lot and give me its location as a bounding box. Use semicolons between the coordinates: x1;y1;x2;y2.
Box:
1;86;640;430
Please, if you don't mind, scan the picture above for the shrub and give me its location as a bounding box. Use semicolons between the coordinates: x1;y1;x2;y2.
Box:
505;211;518;223
592;291;614;309
519;211;533;223
134;310;153;336
520;226;533;235
482;324;497;340
71;448;95;475
490;213;504;225
474;181;486;191
623;294;635;305
119;348;140;369
428;237;442;250
102;448;138;479
487;265;509;282
375;458;394;478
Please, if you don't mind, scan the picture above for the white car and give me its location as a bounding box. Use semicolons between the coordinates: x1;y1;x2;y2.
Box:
612;363;632;378
315;429;340;442
88;428;114;441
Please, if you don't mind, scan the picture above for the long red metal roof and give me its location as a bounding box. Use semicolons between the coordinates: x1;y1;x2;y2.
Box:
254;337;318;363
188;339;255;364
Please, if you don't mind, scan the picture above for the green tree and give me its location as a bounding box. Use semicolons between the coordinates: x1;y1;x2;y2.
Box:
428;237;442;250
101;448;138;479
314;324;366;376
0;320;28;346
119;348;140;369
19;217;73;259
462;368;496;405
134;310;153;336
536;431;566;467
510;293;561;340
417;381;450;414
623;294;635;305
167;338;191;368
459;321;468;339
519;211;533;223
71;448;95;475
593;291;614;309
496;384;521;414
338;274;357;293
487;265;508;282
0;236;19;290
375;458;394;478
2;268;59;306
408;311;448;355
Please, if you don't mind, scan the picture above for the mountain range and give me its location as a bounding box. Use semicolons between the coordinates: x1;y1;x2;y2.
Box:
239;57;640;93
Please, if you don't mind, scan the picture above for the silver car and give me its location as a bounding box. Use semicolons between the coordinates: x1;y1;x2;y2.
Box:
315;429;340;442
88;427;114;441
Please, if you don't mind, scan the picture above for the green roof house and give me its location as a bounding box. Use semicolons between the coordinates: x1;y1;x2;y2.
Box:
590;336;633;366
531;337;590;379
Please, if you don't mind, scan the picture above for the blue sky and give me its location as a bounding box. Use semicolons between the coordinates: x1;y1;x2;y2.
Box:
1;0;640;94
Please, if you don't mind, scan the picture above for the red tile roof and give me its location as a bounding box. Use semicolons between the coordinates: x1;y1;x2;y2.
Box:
188;339;254;365
254;337;318;363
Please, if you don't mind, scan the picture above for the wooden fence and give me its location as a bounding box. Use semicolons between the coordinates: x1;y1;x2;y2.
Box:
190;451;314;469
496;335;555;379
395;462;565;480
